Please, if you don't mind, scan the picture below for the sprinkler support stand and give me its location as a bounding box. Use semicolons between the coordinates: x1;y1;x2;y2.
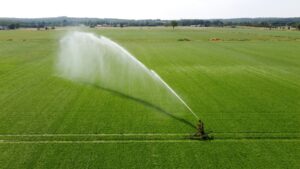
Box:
193;120;209;140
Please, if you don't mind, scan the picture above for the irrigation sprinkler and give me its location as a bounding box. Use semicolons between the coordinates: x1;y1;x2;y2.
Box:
150;70;208;139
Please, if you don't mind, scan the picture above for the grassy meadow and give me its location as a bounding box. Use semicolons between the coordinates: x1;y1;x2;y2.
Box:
0;27;299;168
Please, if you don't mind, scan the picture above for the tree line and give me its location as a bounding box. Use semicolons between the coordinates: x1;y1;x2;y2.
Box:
0;17;299;30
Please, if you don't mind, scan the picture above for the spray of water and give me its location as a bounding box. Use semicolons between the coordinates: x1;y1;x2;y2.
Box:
150;70;199;119
56;31;199;120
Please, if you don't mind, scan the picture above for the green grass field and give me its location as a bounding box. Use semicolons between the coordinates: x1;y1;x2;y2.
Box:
0;27;299;168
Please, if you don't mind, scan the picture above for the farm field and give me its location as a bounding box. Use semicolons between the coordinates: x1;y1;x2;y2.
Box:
0;27;300;168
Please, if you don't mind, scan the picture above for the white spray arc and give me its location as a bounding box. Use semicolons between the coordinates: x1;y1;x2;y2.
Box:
57;31;198;120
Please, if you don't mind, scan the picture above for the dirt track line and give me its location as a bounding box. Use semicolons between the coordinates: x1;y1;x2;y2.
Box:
1;132;299;137
0;133;191;137
0;140;197;144
1;133;299;142
0;139;299;144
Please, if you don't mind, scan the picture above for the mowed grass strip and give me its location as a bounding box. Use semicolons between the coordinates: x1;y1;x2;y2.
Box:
0;140;299;169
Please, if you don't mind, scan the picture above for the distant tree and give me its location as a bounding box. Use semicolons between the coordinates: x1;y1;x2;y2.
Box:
212;20;224;27
62;19;67;26
170;21;178;29
41;22;46;28
204;21;211;27
1;17;300;29
51;26;55;30
297;24;300;30
45;26;48;30
8;23;16;29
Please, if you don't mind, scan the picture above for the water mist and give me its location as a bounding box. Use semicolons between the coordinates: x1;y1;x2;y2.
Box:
56;31;198;120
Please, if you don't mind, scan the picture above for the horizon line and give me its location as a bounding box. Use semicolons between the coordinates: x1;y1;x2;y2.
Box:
1;16;300;20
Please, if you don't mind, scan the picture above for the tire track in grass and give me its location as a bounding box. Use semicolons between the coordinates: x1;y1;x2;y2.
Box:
1;139;300;144
0;140;198;144
0;132;299;143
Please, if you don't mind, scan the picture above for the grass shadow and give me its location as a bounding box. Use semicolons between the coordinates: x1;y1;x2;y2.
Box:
90;84;196;129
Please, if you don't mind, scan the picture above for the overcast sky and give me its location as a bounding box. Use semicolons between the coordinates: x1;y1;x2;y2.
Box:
1;0;299;19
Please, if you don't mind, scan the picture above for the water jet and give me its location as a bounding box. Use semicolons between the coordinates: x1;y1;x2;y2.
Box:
57;31;200;128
